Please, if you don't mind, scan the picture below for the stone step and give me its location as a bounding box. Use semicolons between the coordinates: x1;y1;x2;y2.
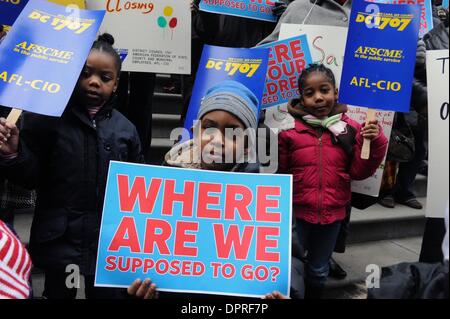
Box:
347;197;426;244
151;92;184;115
152;113;182;139
323;236;423;298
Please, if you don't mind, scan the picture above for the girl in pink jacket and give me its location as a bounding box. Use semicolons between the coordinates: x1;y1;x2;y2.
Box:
278;64;388;298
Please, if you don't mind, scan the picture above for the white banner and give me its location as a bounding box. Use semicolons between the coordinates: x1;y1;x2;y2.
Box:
86;0;191;74
279;24;348;87
426;50;449;218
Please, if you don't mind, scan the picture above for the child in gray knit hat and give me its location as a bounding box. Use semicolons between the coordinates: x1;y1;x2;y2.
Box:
164;80;261;172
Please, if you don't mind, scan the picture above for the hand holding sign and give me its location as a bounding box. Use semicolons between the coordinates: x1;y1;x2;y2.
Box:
0;113;20;154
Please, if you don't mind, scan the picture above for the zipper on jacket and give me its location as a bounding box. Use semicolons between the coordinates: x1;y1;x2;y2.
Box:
92;119;97;129
318;136;323;224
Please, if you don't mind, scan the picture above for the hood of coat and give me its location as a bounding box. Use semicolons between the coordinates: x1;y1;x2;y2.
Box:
164;139;260;173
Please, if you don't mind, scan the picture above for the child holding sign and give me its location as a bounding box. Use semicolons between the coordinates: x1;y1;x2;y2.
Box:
127;80;305;299
278;64;388;298
0;34;144;299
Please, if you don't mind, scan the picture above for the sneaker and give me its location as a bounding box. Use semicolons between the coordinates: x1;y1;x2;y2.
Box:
329;258;347;280
396;198;423;210
379;195;395;208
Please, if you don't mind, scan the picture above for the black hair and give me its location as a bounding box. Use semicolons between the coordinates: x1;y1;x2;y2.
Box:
91;33;122;74
297;63;336;96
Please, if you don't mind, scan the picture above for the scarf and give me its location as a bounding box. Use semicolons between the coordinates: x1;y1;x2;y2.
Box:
302;113;348;137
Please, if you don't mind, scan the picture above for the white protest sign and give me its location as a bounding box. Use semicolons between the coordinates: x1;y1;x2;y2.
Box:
279;24;348;86
426;50;449;218
86;0;191;74
348;106;394;197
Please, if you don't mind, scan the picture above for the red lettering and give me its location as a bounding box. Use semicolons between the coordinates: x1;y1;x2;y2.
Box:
197;182;222;219
162;179;195;217
224;185;253;221
143;219;171;255
118;175;162;213
256;226;280;262
213;224;254;260
174;221;198;257
108;217;141;253
256;186;281;222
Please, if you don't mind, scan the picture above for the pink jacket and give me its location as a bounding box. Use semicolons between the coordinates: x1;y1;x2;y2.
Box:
278;114;388;225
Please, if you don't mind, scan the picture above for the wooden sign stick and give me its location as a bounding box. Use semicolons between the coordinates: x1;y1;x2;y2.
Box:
361;108;377;160
0;108;23;150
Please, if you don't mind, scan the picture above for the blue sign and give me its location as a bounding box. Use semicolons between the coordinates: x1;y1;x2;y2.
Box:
200;0;278;22
0;0;105;117
368;0;433;37
257;35;313;109
184;45;269;132
339;0;421;112
0;0;28;27
443;0;449;9
95;162;292;298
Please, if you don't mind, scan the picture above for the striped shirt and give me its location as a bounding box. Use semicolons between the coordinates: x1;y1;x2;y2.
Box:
0;220;32;299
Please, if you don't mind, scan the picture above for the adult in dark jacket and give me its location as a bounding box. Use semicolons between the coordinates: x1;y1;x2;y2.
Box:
0;34;144;299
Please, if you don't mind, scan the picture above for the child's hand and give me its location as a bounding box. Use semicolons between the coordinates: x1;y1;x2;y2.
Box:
263;291;289;299
361;120;380;140
0;117;19;155
127;278;159;299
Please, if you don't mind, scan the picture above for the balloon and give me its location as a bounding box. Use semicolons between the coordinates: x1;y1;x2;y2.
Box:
169;17;178;29
164;6;173;17
157;16;167;28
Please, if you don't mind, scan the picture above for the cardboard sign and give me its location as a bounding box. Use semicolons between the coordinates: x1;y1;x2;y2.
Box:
86;0;191;74
0;0;104;116
279;24;348;87
348;106;395;196
339;0;421;112
256;35;313;110
184;45;269;132
95;162;292;298
426;50;449;218
199;0;278;22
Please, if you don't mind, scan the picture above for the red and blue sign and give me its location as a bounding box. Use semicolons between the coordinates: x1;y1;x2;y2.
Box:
257;35;313;109
199;0;278;22
339;0;421;113
95;162;292;298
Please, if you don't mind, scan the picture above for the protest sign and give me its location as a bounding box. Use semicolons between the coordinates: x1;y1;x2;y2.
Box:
1;0;85;29
444;0;449;9
348;106;394;196
86;0;191;74
256;35;313;110
184;45;269;133
0;0;104;116
199;0;278;22
339;0;421;113
279;24;348;87
95;162;292;297
426;50;449;218
366;0;433;37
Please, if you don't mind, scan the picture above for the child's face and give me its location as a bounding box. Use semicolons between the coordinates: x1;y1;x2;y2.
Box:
300;72;338;118
76;50;119;108
198;110;248;171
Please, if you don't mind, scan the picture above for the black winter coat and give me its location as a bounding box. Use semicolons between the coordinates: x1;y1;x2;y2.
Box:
0;98;144;275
